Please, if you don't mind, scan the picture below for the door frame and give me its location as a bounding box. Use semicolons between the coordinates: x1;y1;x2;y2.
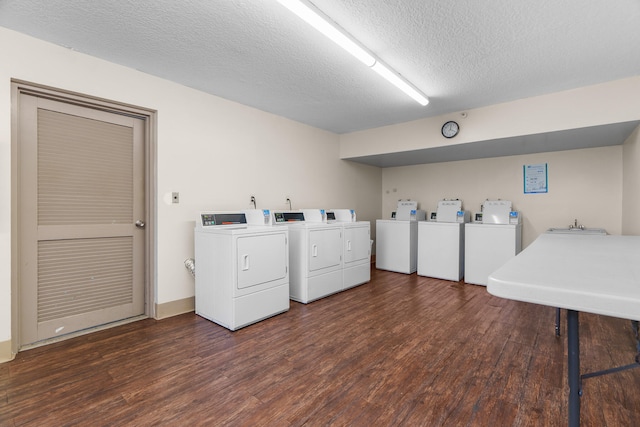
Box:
10;80;157;355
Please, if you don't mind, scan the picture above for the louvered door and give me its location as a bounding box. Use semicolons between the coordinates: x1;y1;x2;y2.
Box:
18;94;146;346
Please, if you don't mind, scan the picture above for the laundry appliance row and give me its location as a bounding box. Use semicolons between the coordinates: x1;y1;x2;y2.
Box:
376;199;522;286
194;208;370;330
271;208;371;304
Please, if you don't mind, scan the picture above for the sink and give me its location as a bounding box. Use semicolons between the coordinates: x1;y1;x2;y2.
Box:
546;227;607;235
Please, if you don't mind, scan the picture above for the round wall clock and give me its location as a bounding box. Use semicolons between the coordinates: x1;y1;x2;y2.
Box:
441;121;459;138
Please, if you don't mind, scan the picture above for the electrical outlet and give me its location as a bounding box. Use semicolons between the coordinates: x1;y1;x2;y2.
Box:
172;192;179;204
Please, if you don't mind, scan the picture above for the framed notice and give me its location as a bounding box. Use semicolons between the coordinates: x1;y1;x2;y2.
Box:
523;163;548;194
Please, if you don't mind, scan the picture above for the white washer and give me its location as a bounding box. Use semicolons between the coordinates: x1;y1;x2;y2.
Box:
272;209;344;303
464;200;522;286
194;211;290;330
376;201;426;274
327;209;371;290
418;200;469;281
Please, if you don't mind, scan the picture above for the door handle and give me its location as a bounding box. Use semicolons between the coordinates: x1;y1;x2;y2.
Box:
312;244;318;257
242;254;250;271
135;220;146;229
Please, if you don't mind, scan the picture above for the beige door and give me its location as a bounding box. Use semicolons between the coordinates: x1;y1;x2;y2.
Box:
18;93;146;346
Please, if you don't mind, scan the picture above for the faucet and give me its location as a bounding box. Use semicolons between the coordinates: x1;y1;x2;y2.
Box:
569;219;585;230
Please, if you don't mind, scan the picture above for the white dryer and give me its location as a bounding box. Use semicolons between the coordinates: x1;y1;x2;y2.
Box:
418;200;470;281
272;209;344;303
194;211;289;330
376;201;426;274
327;209;371;290
464;200;522;286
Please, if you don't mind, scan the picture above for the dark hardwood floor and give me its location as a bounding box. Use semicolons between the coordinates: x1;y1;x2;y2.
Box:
2;267;639;426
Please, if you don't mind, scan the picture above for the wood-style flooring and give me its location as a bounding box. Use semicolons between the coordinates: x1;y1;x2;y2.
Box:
1;267;639;426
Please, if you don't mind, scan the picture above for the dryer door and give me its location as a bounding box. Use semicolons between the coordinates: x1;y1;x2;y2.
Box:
308;228;342;272
236;232;288;289
344;225;370;265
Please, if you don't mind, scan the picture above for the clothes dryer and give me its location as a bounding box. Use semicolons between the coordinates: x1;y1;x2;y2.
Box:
327;209;371;289
464;200;522;286
418;200;470;281
194;211;289;330
272;209;344;303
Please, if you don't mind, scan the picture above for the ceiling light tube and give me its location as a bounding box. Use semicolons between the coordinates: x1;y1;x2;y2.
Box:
277;0;376;66
371;61;429;106
278;0;429;106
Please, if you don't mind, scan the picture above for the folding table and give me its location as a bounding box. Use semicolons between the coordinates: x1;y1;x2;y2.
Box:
488;233;640;427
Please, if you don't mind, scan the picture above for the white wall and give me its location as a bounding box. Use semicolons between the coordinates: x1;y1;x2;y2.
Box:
339;75;640;249
0;27;382;358
623;126;640;235
340;77;640;159
381;146;622;248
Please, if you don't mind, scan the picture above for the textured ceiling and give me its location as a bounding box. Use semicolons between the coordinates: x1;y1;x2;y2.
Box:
1;0;639;135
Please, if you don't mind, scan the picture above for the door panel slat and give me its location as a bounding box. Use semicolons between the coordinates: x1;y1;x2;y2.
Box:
37;109;133;225
37;237;134;322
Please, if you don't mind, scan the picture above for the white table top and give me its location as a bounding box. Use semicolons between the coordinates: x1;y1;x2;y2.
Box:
487;233;640;321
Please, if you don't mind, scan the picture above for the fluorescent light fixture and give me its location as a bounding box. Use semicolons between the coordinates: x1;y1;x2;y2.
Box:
278;0;429;106
372;61;429;106
277;0;375;66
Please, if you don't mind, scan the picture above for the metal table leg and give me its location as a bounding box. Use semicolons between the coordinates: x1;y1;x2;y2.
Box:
566;313;640;426
567;309;580;427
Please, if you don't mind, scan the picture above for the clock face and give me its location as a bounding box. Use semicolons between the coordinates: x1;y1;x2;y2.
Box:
442;121;459;138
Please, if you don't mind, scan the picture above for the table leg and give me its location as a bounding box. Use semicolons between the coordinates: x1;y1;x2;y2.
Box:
567;309;580;427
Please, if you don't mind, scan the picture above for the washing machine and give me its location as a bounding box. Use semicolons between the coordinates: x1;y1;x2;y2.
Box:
376;201;426;274
327;209;371;290
272;209;344;303
418;200;470;281
464;200;522;286
194;210;290;330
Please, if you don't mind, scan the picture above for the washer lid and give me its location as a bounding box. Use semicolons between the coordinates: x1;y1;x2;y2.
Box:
397;200;418;210
436;200;462;222
482;200;513;224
